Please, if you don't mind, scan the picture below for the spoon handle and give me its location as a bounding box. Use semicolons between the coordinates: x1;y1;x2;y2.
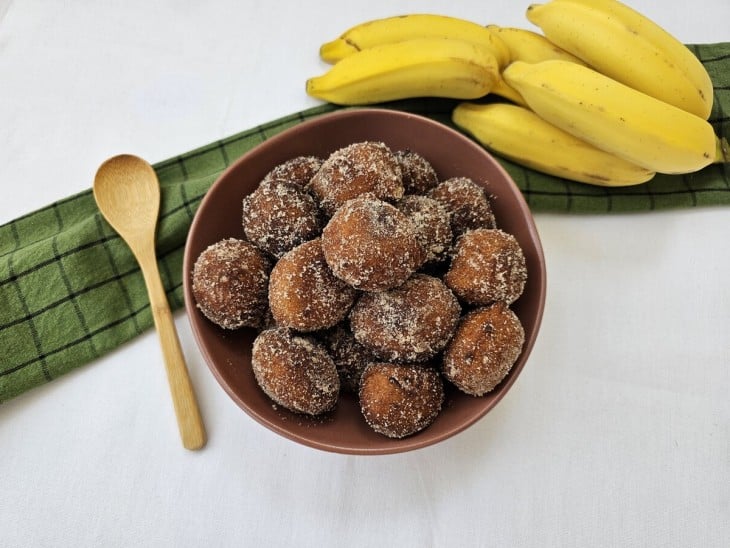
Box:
137;245;207;450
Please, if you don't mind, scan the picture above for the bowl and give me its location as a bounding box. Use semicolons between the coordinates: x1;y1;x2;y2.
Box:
183;108;546;455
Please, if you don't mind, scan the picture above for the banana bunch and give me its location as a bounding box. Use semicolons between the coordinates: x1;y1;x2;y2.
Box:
501;60;717;175
306;2;725;185
306;14;505;105
526;0;713;119
306;37;499;105
319;14;510;68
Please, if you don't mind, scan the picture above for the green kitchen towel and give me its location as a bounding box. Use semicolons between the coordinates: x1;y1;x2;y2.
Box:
1;42;728;403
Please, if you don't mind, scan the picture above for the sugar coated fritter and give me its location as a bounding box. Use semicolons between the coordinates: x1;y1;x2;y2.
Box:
242;178;323;259
396;194;453;265
321;197;425;291
251;327;340;415
192;238;271;329
349;274;461;363
318;323;377;394
268;238;356;332
442;302;525;396
308;141;404;217
359;362;444;439
260;155;323;187
427;176;496;237
444;228;527;305
394;149;439;194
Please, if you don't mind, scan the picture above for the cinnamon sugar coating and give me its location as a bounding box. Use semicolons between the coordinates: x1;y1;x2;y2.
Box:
308;141;404;217
192;238;271;329
252;327;340;415
318;323;377;393
444;228;527;305
396;194;453;265
442;303;525;396
427;176;496;237
261;155;323;187
359;362;444;438
394;149;439;194
242;179;323;259
268;238;356;332
349;274;461;363
321;197;425;292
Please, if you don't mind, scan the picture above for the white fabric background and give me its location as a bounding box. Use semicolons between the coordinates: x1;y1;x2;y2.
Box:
1;1;728;547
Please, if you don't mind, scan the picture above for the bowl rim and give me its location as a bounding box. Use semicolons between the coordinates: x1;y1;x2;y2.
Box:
182;107;547;455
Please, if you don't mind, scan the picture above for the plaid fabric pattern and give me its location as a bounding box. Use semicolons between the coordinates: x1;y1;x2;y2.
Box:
1;43;728;402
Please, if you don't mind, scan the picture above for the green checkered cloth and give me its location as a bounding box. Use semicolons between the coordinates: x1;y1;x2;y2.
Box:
1;43;728;403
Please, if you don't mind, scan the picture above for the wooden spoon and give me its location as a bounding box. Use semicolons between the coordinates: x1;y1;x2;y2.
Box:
93;154;206;450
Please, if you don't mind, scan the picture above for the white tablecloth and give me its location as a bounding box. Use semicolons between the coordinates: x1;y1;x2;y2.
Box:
1;1;728;546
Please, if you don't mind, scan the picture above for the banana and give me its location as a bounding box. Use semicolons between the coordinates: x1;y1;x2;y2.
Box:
487;25;586;65
486;25;586;107
526;0;713;119
555;0;713;117
306;38;499;106
452;102;655;186
490;76;528;107
502;60;717;174
319;14;511;69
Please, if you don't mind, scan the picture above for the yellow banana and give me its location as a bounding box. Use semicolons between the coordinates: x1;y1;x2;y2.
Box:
554;0;713;118
502;60;717;174
319;14;511;69
487;25;586;65
452;102;655;186
486;25;586;107
306;38;499;106
490;76;528;107
526;0;713;119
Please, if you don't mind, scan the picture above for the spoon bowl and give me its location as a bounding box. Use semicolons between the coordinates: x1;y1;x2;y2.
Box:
93;155;160;241
94;154;206;450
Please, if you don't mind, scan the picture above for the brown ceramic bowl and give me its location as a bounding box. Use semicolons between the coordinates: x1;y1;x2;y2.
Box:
183;108;546;455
